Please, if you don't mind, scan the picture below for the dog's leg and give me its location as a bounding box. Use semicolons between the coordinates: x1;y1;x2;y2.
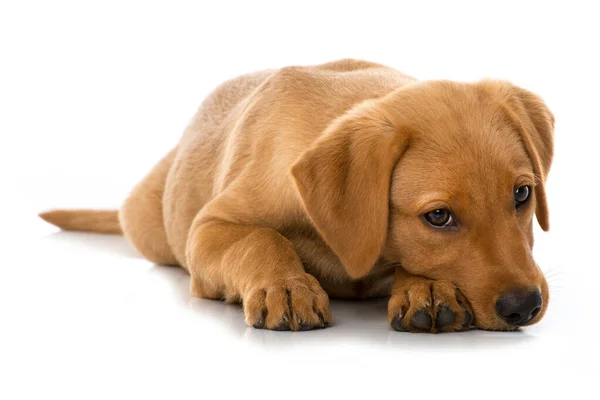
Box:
186;219;331;331
120;148;179;266
388;267;474;333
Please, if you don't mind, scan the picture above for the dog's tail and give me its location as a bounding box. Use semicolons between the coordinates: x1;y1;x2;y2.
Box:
39;209;122;235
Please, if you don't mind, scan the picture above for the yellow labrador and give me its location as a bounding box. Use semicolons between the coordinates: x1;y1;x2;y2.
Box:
41;59;553;332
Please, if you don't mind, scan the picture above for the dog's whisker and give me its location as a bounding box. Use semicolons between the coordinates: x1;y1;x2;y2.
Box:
545;271;560;276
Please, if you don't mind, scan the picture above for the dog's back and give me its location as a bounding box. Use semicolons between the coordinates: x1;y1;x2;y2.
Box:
40;59;416;299
162;60;415;265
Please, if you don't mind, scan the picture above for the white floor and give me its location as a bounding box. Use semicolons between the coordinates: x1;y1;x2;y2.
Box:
1;207;598;399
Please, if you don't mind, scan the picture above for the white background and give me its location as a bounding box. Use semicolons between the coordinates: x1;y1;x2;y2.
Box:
1;1;599;399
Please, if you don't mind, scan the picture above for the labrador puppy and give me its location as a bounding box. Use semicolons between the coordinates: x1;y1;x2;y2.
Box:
40;59;554;333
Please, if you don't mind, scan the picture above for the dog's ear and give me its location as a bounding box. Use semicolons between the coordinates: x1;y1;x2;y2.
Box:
485;81;555;231
291;101;409;278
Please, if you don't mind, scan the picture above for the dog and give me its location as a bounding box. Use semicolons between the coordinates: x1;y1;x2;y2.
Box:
40;59;554;333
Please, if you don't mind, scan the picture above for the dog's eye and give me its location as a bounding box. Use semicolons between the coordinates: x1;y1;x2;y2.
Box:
514;185;531;207
424;209;455;228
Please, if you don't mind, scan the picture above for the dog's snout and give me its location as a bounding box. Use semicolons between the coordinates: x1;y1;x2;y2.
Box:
495;290;542;326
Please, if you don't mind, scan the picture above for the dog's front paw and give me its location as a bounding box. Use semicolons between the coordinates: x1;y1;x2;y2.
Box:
243;273;331;331
388;278;474;333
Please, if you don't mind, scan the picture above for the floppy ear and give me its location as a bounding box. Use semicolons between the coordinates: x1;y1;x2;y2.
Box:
291;101;409;279
484;82;555;231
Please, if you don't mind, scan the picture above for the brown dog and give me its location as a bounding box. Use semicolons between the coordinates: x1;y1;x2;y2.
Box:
40;59;554;333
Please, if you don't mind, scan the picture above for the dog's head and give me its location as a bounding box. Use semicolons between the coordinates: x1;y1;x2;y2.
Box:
291;80;554;331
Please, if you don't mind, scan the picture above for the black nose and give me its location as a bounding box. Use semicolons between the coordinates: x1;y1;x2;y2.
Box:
495;290;542;326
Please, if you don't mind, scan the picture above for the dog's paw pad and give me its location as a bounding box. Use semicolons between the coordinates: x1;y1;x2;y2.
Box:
252;309;267;329
460;302;474;327
435;306;457;329
411;309;433;330
390;314;408;332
